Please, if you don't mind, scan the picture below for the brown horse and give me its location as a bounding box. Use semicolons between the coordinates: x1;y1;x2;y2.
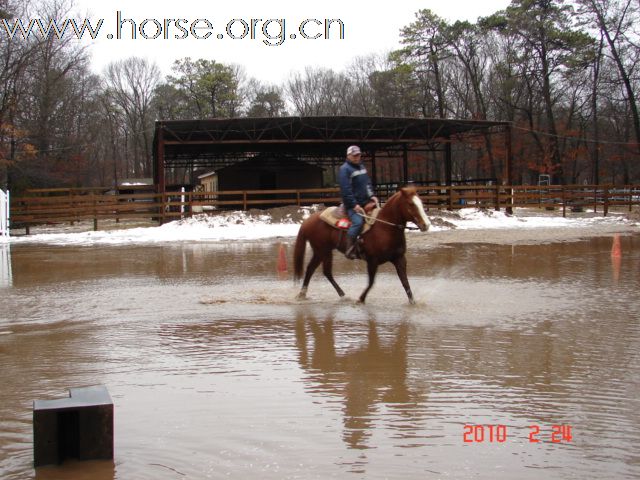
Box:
293;186;431;304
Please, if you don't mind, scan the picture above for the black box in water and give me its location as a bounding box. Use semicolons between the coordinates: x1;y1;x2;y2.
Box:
33;385;113;467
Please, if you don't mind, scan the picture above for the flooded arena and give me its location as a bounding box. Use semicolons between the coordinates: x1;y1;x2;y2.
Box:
1;233;639;479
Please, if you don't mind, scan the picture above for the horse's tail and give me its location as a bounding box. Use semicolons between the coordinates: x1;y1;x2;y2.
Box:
293;224;307;283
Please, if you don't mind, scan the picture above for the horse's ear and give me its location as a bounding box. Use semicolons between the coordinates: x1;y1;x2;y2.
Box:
400;186;415;197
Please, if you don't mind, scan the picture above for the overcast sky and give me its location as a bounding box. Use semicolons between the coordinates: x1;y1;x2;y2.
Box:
71;0;512;84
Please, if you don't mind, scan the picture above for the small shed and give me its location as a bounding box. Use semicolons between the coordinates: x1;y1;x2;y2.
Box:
197;171;218;193
117;178;154;195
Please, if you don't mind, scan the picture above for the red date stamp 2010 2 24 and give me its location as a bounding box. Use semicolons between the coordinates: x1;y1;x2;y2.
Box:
463;424;573;444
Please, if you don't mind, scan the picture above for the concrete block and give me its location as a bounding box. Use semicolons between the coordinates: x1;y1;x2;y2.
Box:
33;385;113;467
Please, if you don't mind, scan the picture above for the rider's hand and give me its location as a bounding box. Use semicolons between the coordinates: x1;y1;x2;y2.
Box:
354;205;365;214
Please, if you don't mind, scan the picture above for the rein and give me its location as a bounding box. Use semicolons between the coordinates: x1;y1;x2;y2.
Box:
357;212;421;231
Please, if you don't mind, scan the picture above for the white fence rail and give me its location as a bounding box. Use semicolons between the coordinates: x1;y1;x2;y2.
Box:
0;189;8;240
0;243;10;287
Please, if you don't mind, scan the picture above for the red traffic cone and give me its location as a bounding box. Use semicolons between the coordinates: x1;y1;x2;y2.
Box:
611;234;622;258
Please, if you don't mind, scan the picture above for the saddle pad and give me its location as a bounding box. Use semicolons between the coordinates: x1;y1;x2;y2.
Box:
320;206;350;229
319;206;381;234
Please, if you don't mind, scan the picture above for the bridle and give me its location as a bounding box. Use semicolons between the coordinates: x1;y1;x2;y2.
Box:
353;191;427;230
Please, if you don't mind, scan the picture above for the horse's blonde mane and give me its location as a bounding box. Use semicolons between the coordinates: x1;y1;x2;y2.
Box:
383;187;416;208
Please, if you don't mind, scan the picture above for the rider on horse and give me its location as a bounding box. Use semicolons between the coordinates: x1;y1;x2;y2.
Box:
338;145;378;259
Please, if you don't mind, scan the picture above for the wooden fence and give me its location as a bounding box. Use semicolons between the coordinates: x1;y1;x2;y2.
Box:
9;184;640;233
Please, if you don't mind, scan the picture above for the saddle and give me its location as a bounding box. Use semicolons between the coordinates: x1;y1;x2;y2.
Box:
319;200;380;234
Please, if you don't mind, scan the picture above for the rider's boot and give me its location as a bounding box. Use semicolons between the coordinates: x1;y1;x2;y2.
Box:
345;236;359;260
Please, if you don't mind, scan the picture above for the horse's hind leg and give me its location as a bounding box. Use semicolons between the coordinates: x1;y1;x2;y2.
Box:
297;253;322;299
323;252;345;297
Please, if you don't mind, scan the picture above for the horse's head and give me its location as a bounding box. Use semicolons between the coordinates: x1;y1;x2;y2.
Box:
398;187;431;232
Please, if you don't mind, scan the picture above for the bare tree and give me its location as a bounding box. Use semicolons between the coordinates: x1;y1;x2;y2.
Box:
286;66;353;115
0;0;38;189
104;57;160;177
483;0;594;183
578;0;640;157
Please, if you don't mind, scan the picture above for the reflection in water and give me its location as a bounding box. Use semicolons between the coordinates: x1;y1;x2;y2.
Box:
34;460;114;480
0;244;11;288
295;311;416;449
612;253;622;284
1;236;639;479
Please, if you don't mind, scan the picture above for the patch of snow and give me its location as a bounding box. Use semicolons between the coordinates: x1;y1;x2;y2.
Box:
9;207;635;246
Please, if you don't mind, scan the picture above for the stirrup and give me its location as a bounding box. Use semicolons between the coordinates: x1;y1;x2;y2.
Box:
345;236;361;260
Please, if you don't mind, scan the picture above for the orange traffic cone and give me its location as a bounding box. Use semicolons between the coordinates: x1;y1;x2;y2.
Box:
277;243;288;273
611;234;622;258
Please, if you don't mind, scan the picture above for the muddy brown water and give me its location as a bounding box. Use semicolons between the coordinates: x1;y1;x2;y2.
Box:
1;235;639;479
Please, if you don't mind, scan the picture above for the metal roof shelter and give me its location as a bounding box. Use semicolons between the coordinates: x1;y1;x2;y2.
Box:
153;116;512;193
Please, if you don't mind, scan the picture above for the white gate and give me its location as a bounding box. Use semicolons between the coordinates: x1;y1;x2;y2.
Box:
0;189;8;240
0;243;10;288
0;190;9;288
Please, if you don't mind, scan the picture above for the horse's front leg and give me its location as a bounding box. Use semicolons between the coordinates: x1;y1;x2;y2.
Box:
392;255;415;304
358;260;379;304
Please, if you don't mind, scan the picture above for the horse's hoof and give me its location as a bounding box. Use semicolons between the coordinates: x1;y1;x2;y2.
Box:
296;293;306;300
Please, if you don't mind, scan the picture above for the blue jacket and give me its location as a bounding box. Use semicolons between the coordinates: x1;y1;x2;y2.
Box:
338;160;374;210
